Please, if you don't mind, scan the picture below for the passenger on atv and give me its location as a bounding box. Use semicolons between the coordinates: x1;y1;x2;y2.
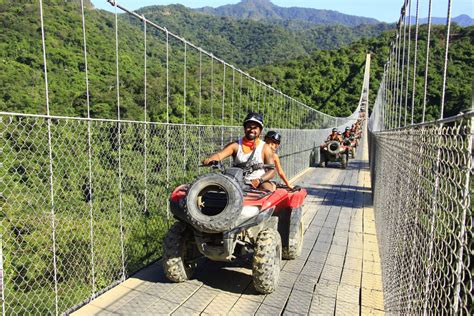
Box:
202;112;276;191
264;131;293;190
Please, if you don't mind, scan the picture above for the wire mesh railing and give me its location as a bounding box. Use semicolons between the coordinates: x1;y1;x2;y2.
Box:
1;114;346;315
0;0;366;314
369;0;473;314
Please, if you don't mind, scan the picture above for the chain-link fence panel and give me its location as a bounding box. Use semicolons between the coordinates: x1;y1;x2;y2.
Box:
0;113;361;314
369;114;473;314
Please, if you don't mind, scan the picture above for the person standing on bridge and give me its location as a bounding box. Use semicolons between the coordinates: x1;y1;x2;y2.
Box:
264;131;294;190
202;112;276;191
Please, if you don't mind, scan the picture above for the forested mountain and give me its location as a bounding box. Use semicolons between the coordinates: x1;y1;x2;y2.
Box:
1;1;472;121
250;24;474;121
196;0;380;27
408;14;474;27
136;4;393;67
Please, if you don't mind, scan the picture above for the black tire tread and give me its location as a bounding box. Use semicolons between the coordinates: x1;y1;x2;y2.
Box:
184;173;242;233
252;229;281;294
163;222;196;282
282;216;304;260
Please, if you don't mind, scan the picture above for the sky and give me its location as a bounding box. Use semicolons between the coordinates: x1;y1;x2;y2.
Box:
91;0;473;23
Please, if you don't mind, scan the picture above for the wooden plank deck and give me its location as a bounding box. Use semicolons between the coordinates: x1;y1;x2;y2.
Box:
73;135;384;315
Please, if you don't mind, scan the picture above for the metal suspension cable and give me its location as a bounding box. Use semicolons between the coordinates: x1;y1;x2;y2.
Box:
403;0;412;126
439;0;453;119
183;42;187;174
421;0;433;122
198;49;202;172
239;72;243;122
411;0;420;125
142;13;148;239
231;66;234;127
399;4;408;127
39;0;58;314
231;66;235;140
211;56;214;122
80;0;96;296
165;27;170;219
221;64;226;147
113;0;126;282
394;25;402;128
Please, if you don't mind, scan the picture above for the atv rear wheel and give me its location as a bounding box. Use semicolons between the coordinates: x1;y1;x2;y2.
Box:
163;222;198;282
282;207;304;260
252;228;282;294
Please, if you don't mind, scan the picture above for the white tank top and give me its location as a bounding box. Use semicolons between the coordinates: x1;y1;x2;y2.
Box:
233;138;265;180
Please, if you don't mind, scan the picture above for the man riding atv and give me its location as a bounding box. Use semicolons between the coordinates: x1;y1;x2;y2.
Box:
202;112;275;191
318;127;349;169
164;112;308;294
342;127;357;158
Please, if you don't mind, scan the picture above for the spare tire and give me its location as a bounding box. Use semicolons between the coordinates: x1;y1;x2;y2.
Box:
185;173;243;233
327;141;340;155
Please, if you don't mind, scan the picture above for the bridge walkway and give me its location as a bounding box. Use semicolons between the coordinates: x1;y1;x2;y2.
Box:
74;133;384;315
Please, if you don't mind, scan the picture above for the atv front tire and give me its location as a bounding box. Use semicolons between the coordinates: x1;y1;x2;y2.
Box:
341;154;347;169
252;228;282;294
351;147;356;158
163;222;198;282
282;207;304;260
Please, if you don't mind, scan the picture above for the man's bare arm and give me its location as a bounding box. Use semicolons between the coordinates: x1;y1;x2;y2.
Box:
202;142;237;165
261;144;276;182
274;155;293;188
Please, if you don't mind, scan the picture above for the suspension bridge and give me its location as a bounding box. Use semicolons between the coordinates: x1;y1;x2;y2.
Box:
0;0;472;315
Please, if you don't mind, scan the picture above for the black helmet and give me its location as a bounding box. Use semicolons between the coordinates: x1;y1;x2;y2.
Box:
243;112;264;129
345;126;350;130
264;131;281;144
332;128;338;132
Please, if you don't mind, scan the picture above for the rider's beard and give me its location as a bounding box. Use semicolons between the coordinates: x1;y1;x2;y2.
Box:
245;132;257;140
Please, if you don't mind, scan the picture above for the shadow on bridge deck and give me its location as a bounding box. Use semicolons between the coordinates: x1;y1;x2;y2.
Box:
73;136;384;315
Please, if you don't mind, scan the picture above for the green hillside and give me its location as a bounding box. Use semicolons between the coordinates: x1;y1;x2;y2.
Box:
1;1;472;121
137;4;393;67
250;25;474;121
196;0;380;27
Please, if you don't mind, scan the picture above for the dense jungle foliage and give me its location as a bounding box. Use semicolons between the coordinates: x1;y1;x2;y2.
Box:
250;24;474;121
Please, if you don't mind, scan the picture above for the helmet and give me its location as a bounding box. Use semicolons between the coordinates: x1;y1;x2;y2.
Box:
332;128;338;132
243;112;263;129
264;131;281;144
345;126;350;130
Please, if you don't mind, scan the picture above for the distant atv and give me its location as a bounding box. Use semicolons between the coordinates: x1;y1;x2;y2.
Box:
319;141;349;169
343;137;357;159
163;161;307;294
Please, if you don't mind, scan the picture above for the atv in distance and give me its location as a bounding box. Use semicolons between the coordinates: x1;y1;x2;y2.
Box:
343;136;357;159
163;161;307;294
319;140;349;169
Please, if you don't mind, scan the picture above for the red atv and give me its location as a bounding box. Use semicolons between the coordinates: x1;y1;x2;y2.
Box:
163;161;307;294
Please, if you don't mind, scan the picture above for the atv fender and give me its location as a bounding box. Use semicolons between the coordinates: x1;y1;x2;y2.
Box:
287;188;307;209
